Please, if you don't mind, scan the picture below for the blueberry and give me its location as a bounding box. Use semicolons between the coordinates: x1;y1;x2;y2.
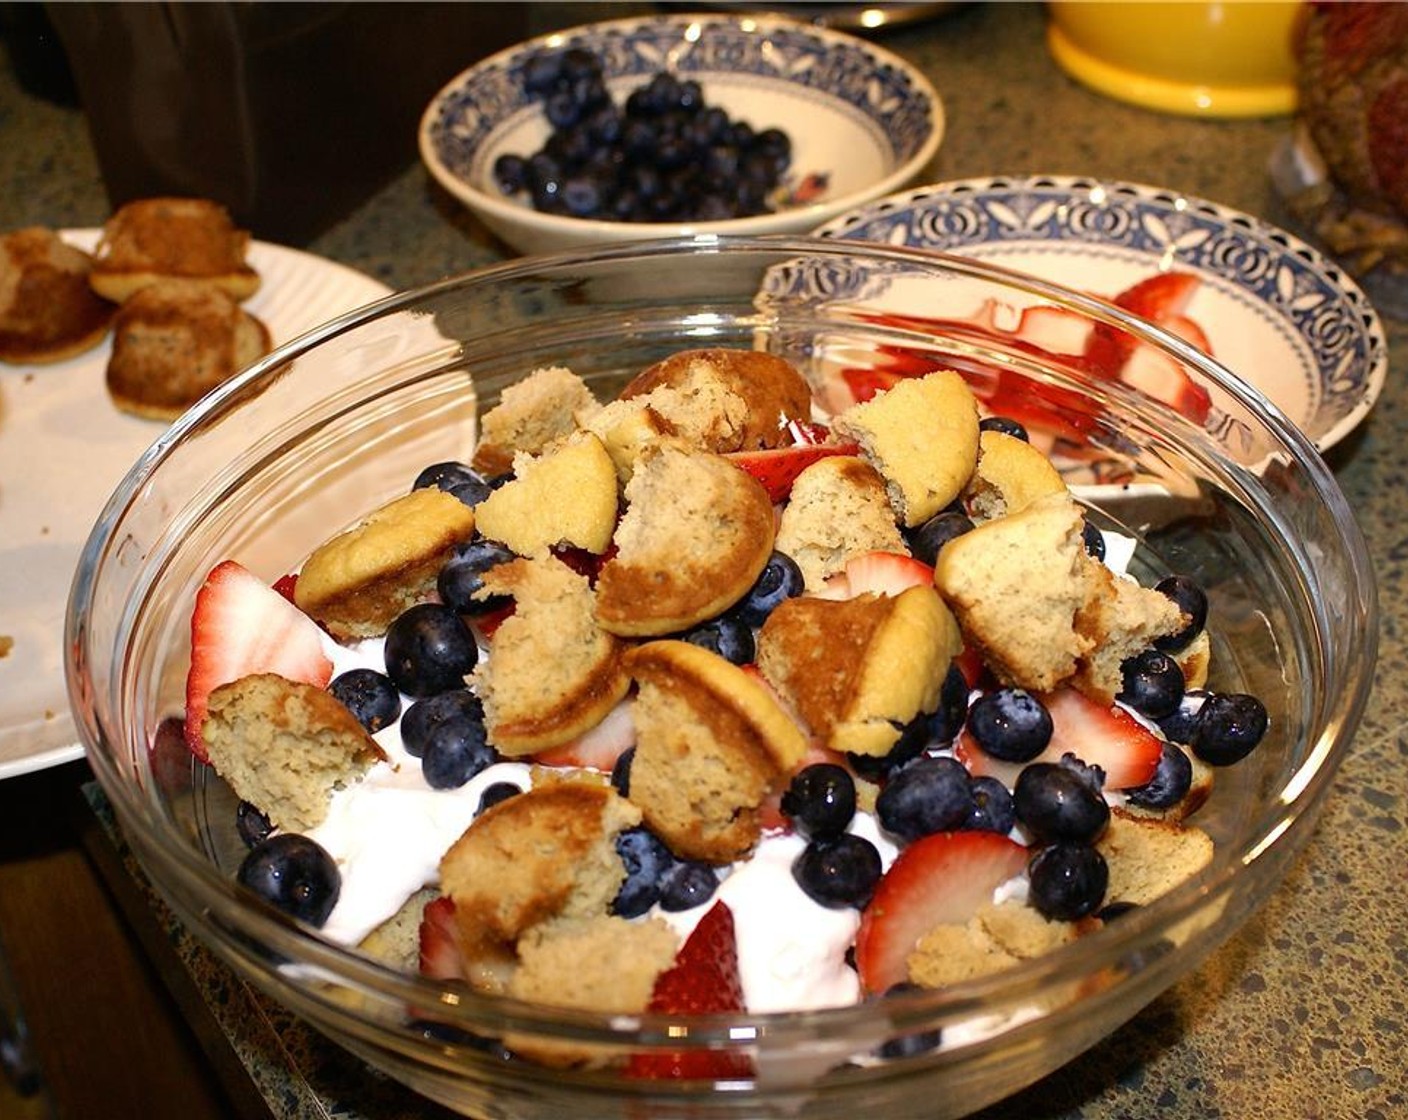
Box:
1028;843;1108;921
477;781;522;815
521;51;564;96
792;834;882;909
968;688;1052;763
236;800;272;848
610;745;635;798
658;860;719;912
875;983;943;1059
1081;519;1107;562
906;510;975;567
558;47;603;85
967;775;1016;834
1013;760;1110;844
1095;899;1140;923
612;827;674;918
1190;692;1268;766
930;663;972;743
328;668;401;733
400;689;483;758
413;460;482;494
1153;575;1208;652
384;604;479;697
1157;690;1208;746
1125;742;1194;809
437;539;516;616
1117;648;1185;719
979;415;1028;441
735;552;805;627
420;700;496;790
237;833;340;927
561;173;603;217
876;756;975;842
779;763;856;841
679;613;755;665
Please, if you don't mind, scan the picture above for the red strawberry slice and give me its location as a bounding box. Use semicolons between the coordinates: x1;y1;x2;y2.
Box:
956;686;1163;791
272;572;299;603
183;559;334;761
784;418;836;446
840;366;906;405
418;895;465;982
817;550;933;600
1013;304;1094;357
726;441;858;504
953;646;987;689
854;830;1028;994
626;901;753;1080
532;698;636;770
1085;271;1209;381
1117;345;1213;424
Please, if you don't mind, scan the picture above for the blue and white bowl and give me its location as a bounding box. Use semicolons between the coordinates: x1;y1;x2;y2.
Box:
418;13;944;255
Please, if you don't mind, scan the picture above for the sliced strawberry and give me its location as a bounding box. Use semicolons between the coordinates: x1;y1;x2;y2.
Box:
532;698;635;770
784;418;835;446
626;901;753;1080
469;602;516;642
956;686;1164;791
418;895;465;982
817;550;933;600
1085;271;1209;382
726;441;858;504
183;560;334;761
840;366;905;405
1117;345;1213;424
1013;305;1093;357
1114;271;1201;323
272;572;299;603
854;831;1028;994
953;646;987;690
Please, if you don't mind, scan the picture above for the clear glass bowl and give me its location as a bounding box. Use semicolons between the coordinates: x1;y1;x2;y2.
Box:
67;237;1375;1119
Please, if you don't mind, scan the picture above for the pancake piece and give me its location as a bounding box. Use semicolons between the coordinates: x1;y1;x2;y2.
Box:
104;279;271;420
963;429;1068;522
833;371;981;527
757;585;962;758
201;672;385;834
1095;809;1214;907
472;365;601;476
439;781;642;991
595;446;775;637
294;487;475;640
618;347;811;453
775;455;907;592
471;554;630;756
90;197;260;302
472;432;619;557
1072;562;1187;704
933;491;1095;693
623;640;808;862
0;227;115;364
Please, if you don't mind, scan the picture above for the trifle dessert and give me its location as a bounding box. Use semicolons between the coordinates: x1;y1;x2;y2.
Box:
181;346;1268;1074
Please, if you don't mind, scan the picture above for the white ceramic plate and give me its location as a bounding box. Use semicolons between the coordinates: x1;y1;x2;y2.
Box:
0;235;391;779
814;176;1388;452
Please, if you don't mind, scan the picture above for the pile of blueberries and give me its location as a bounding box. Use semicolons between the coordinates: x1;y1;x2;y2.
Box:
491;46;794;222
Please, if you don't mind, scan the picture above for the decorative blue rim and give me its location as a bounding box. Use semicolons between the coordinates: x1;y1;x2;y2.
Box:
424;14;937;184
817;176;1389;451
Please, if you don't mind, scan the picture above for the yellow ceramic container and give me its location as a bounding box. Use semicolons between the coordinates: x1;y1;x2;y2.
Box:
1046;1;1303;118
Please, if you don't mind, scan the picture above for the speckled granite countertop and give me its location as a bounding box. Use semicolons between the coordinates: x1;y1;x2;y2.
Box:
5;3;1406;1119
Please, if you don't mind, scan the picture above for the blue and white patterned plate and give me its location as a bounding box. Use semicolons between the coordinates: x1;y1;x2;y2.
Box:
419;14;943;255
815;176;1388;452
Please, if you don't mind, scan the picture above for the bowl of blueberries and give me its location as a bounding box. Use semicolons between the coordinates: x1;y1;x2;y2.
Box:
418;12;943;254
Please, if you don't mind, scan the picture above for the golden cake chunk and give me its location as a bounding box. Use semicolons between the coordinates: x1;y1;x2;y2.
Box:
775;455;908;592
472;554;630;756
104;279;271;420
756;585;962;758
89;197;260;302
624;640;808;862
439;782;642;992
577;397;680;484
933;491;1095;692
473;431;619;557
833;371;981;527
908;900;1078;988
201;672;385;834
595;446;775;637
294;488;476;640
963;429;1068;522
472;365;601;476
1073;562;1187;704
0;227;115;364
1095;809;1214;907
618;347;811;453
